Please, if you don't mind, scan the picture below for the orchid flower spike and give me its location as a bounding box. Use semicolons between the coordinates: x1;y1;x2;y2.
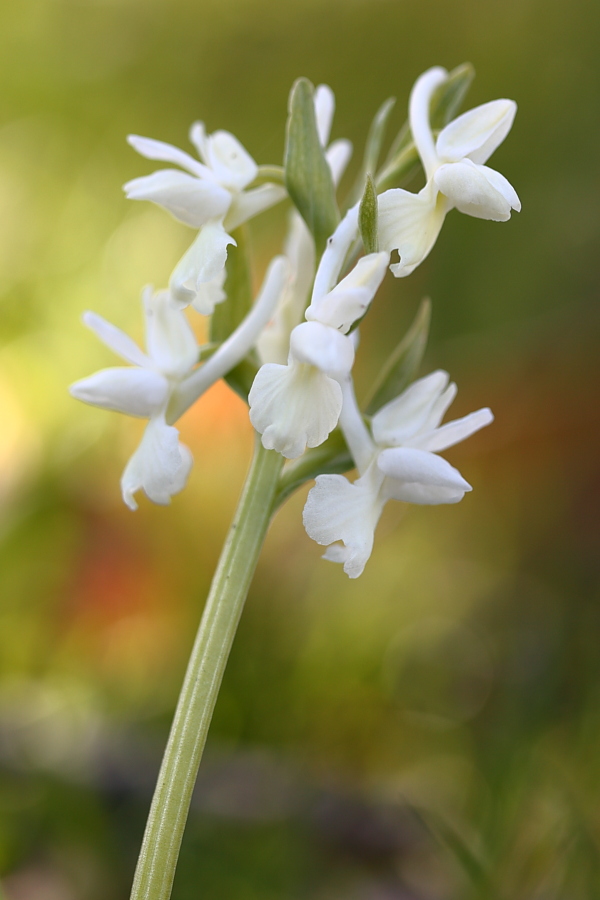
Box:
70;288;199;510
249;243;388;459
303;371;493;578
124;124;286;311
378;66;520;277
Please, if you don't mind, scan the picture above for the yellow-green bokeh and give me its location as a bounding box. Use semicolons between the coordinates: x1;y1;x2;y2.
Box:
0;1;599;898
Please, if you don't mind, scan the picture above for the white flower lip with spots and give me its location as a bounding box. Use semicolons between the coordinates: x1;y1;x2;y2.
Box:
303;371;494;578
378;66;520;277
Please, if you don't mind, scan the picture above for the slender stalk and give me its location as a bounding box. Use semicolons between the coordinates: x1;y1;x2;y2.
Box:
130;439;284;900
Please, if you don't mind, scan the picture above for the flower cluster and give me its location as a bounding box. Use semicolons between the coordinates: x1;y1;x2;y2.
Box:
71;66;519;576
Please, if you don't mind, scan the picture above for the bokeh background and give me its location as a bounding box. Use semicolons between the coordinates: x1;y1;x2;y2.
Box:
1;0;599;898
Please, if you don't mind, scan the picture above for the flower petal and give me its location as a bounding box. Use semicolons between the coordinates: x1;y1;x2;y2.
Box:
169;221;236;308
190;269;226;317
121;417;193;510
123;170;231;228
378;446;471;504
436;99;517;166
378;181;448;277
127;134;212;179
290;322;355;377
314;84;335;146
203;130;257;191
302;465;386;578
248;360;343;458
82;311;152;368
306;252;388;334
434;160;519;221
69;367;169;417
371;371;450;446
326;139;353;186
410;407;493;453
143;288;198;377
224;183;287;231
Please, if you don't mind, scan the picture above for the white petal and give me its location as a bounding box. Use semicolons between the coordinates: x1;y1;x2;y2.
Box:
188;121;209;163
371;371;450;445
434;160;519;221
256;220;314;366
409;67;448;179
204;130;257;191
224;184;287;231
326;139;353;186
410;408;493;453
143;288;198;377
302;465;386;578
123;170;231;228
311;204;359;303
378;447;471;505
69;367;169;417
121;417;192;510
314;84;335;146
378;181;448;277
190;269;227;317
306;252;388;334
82;311;152;368
248;360;342;458
127;134;212;179
169;221;236;308
290;322;355;377
436;99;517;166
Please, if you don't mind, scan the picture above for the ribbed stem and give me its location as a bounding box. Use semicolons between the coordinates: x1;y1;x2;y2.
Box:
130;439;284;900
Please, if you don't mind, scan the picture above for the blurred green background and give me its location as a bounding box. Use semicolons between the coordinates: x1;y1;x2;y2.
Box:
1;0;599;898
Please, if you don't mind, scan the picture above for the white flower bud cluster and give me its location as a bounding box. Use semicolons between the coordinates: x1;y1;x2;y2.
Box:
71;67;519;575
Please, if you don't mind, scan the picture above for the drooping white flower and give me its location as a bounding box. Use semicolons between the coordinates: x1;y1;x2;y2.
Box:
249;240;388;458
303;370;493;577
378;67;520;277
70;288;198;510
257;85;353;366
124;124;286;311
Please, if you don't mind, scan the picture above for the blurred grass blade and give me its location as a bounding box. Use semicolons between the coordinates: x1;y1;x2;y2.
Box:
358;175;378;253
285;77;340;255
275;429;353;508
364;297;431;415
210;226;257;402
349;96;396;204
430;62;475;130
411;805;493;892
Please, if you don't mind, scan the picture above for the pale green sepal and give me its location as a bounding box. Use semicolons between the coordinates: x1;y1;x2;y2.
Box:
210;226;258;402
348;97;396;205
364;297;431;415
275;428;353;509
284;77;340;255
429;62;475;131
358;174;379;254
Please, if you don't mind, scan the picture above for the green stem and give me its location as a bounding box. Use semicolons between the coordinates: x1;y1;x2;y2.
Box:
130;439;284;900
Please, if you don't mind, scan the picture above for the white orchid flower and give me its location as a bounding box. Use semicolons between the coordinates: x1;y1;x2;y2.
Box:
124;123;286;311
378;66;520;277
257;85;353;366
70;258;288;508
303;370;493;577
249;223;388;459
69;288;198;510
